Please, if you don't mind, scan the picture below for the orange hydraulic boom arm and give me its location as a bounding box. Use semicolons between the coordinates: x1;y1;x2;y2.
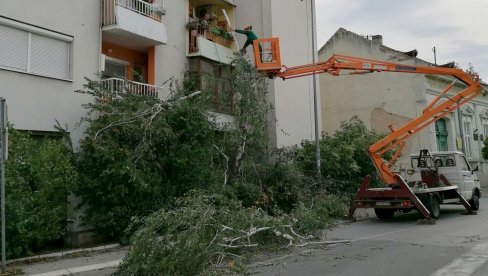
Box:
254;38;483;185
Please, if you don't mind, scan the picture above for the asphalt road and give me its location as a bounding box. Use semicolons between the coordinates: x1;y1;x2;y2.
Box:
19;197;488;276
251;197;488;276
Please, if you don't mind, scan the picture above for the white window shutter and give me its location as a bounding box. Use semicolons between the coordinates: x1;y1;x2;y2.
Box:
0;24;28;71
30;33;69;79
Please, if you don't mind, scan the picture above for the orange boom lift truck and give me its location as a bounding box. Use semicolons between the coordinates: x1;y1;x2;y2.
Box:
252;38;483;221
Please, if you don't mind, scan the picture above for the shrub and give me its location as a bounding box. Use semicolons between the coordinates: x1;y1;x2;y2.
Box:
5;128;76;258
296;116;385;198
293;195;345;236
227;148;316;215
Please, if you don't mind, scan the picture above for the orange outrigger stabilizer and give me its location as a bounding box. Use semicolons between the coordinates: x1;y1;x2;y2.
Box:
253;38;483;219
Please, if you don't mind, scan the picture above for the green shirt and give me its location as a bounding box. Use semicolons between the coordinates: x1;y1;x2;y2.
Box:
235;29;258;42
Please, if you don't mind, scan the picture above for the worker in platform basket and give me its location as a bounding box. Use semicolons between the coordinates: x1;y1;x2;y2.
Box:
232;25;261;56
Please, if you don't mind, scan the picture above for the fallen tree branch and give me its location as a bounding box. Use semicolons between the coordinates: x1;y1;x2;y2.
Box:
295;240;351;247
285;225;314;241
94;111;150;139
273;230;294;247
218;243;259;249
213;144;229;187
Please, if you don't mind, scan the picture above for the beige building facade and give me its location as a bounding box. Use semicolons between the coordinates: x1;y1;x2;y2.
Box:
319;28;488;178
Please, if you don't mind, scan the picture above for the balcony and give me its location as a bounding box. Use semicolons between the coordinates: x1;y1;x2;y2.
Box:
187;28;235;64
101;0;167;51
101;78;166;99
187;1;236;64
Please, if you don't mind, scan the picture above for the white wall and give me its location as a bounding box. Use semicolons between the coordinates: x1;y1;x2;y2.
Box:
270;0;320;147
234;0;320;147
154;0;189;96
0;0;100;146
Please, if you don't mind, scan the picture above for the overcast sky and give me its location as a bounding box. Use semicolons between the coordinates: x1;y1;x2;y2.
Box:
315;0;488;81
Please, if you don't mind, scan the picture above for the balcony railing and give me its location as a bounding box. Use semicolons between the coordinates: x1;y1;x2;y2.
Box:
188;25;233;53
102;0;166;26
101;78;164;98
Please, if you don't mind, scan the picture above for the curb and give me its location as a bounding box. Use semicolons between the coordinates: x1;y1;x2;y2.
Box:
8;244;121;265
29;260;122;276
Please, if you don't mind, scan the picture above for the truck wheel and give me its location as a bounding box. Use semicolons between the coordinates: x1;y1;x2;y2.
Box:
469;193;480;211
374;208;395;220
426;196;441;219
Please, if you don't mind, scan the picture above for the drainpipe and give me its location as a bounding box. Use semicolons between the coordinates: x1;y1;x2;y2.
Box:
310;0;321;180
457;108;466;154
473;103;483;171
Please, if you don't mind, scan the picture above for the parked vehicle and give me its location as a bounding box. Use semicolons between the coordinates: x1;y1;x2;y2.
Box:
368;149;481;220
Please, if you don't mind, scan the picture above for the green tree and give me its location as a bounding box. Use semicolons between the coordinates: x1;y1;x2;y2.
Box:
114;58;346;275
75;73;222;240
6;128;77;258
74;56;279;241
482;138;488;160
297;116;385;197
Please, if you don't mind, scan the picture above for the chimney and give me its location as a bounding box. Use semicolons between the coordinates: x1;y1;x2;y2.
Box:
372;35;383;45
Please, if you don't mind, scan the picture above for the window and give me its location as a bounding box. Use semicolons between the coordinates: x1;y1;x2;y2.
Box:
0;25;28;71
463;116;473;158
460;156;471;171
482;117;488;139
435;119;448;151
0;21;71;80
103;60;127;79
133;65;145;83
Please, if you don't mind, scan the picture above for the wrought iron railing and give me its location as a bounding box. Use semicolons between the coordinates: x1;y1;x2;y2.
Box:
101;0;165;26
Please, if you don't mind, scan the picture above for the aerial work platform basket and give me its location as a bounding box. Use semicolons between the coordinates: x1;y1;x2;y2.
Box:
253;38;282;74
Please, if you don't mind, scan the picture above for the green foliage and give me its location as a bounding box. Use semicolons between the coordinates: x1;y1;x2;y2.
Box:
293;195;345;235
482;138;488;160
118;190;345;275
256;151;315;214
74;75;222;240
118;191;294;276
297;116;385;197
226;57;270;177
465;62;482;83
74;58;266;241
76;58;351;275
5;128;77;258
74;58;273;241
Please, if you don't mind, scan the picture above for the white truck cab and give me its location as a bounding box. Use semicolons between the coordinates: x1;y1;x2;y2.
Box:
405;151;481;211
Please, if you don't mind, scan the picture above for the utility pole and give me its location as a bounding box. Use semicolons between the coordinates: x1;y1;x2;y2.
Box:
310;0;321;179
0;98;7;274
432;46;437;66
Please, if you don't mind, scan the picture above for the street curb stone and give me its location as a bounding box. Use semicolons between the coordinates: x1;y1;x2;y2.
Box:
8;243;121;265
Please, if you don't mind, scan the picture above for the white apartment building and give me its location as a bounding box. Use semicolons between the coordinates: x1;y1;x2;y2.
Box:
0;0;319;149
0;0;319;243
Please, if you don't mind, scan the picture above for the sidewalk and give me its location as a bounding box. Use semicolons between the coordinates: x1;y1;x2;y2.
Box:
10;245;128;276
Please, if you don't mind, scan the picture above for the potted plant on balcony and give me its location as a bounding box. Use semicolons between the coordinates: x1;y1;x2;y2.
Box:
207;26;232;47
186;18;200;30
